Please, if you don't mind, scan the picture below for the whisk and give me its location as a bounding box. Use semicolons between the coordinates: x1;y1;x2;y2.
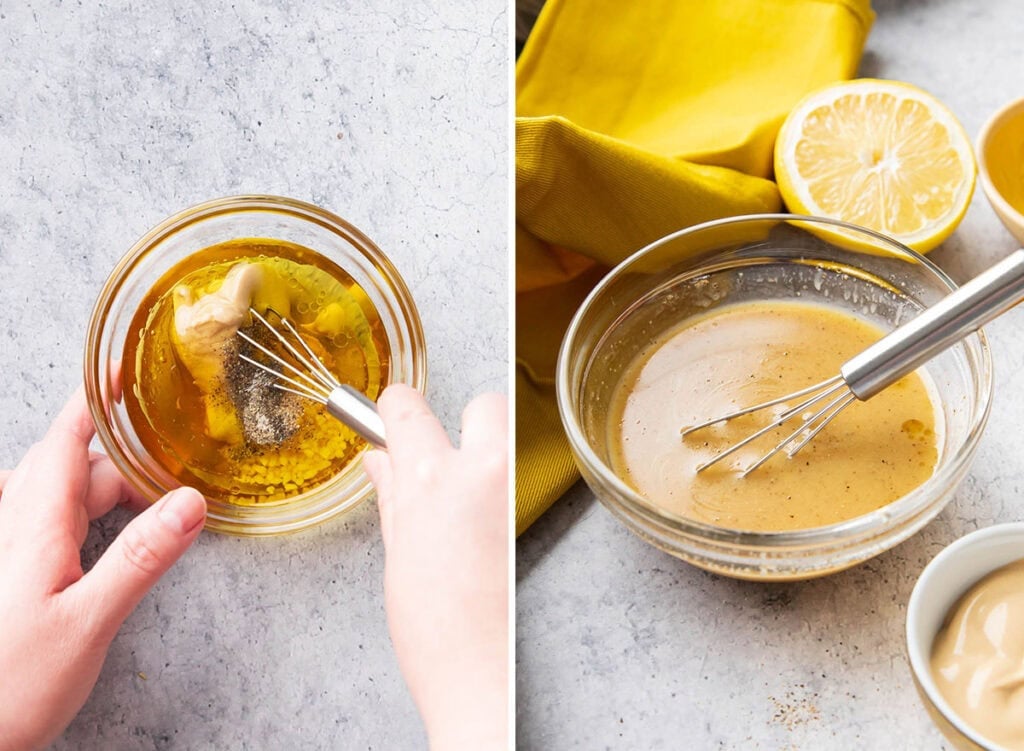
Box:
683;249;1024;476
234;307;387;448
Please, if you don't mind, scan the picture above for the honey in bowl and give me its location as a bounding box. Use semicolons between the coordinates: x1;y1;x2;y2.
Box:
123;238;389;505
608;300;941;532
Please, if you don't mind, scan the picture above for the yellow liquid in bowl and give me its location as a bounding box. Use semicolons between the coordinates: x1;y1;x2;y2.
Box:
609;300;940;532
123;238;390;505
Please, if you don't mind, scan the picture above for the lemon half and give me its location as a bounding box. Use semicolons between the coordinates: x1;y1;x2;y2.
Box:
775;79;976;253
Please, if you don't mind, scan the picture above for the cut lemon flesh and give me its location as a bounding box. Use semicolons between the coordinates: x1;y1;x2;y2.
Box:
775;79;975;253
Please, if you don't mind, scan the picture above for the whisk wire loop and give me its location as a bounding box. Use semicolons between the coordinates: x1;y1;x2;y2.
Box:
234;307;388;448
681;248;1024;477
271;382;330;403
246;308;342;392
737;388;856;477
691;378;851;473
236;351;328;403
235;327;331;400
784;392;857;459
680;375;844;438
274;314;340;390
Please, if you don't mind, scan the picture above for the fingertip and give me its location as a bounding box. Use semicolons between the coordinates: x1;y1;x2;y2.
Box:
48;386;96;444
119;489;152;515
378;383;423;413
84;455;142;519
376;385;452;462
155;487;207;536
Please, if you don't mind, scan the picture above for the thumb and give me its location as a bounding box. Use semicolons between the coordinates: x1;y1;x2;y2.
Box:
71;487;206;640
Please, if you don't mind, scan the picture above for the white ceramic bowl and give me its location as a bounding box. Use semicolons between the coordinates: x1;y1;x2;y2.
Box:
907;523;1024;750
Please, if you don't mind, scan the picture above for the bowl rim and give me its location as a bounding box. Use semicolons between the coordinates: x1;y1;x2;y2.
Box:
84;194;428;535
556;213;994;548
977;95;1024;233
906;522;1024;751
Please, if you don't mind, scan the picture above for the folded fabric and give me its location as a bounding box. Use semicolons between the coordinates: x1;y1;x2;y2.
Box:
515;0;874;535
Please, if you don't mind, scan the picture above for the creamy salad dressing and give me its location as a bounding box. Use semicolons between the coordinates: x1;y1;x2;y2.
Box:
608;300;941;532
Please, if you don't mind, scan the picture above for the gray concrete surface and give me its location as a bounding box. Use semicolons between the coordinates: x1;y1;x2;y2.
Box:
0;2;507;749
516;1;1024;748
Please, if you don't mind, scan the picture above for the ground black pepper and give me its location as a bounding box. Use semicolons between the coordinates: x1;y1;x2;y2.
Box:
224;325;303;446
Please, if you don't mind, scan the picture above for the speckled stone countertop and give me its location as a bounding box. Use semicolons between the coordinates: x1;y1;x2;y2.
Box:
0;2;506;749
516;1;1024;748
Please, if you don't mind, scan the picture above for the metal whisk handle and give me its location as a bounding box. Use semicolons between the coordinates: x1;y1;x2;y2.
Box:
326;385;388;449
842;249;1024;400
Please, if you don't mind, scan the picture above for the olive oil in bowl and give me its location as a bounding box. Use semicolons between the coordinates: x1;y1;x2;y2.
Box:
123;238;390;506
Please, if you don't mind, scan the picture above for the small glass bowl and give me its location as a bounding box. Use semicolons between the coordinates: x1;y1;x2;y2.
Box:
557;214;992;580
85;195;426;536
907;523;1024;751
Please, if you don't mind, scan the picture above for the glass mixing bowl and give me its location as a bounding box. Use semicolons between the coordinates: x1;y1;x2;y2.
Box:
557;215;993;580
85;195;426;536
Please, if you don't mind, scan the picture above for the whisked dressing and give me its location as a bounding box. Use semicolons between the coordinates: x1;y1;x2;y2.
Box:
609;300;940;532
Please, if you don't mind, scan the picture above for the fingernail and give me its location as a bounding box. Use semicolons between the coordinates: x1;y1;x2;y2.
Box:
157;488;207;535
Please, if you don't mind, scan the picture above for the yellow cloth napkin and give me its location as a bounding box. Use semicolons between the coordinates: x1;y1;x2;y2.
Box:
515;0;874;535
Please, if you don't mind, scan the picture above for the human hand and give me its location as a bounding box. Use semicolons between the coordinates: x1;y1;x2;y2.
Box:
0;388;207;751
363;385;508;751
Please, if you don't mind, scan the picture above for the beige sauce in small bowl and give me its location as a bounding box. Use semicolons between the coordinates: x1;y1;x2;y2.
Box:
931;559;1024;750
609;300;940;532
